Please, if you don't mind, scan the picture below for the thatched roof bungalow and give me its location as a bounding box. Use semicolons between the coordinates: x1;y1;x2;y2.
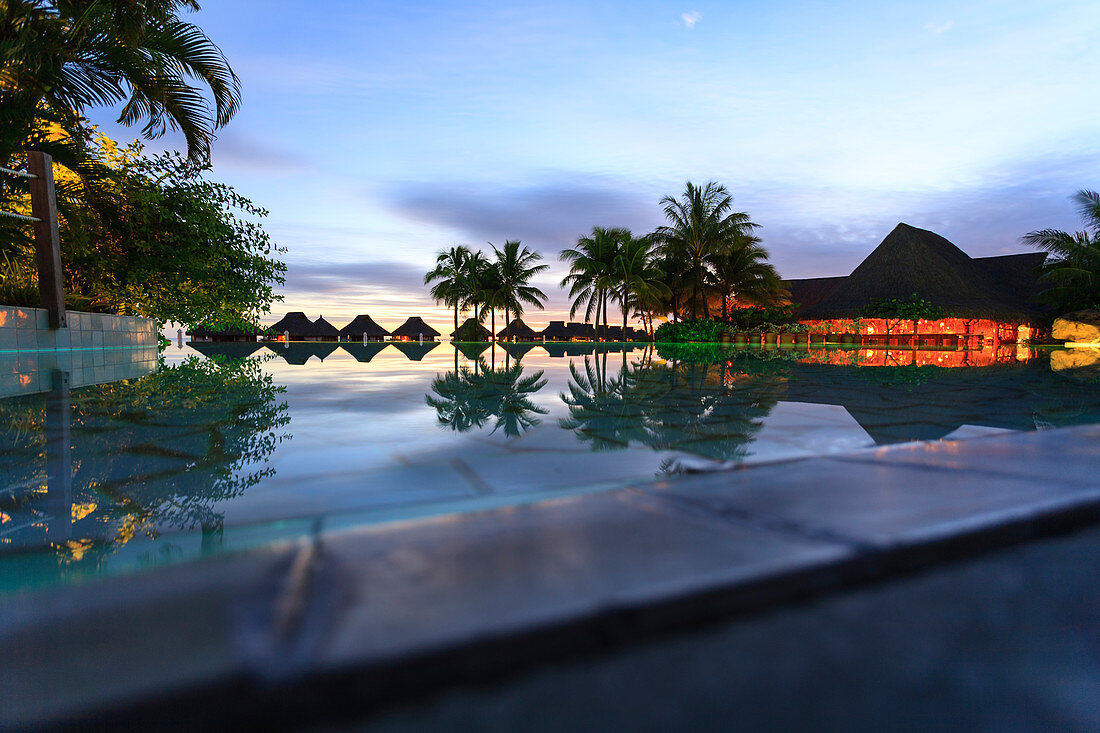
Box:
268;312;315;341
451;317;492;342
567;322;596;341
339;315;390;342
786;223;1048;344
497;318;539;342
391;317;440;342
306;316;341;342
539;321;573;341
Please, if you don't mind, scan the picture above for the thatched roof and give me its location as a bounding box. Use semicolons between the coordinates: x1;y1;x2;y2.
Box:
973;253;1048;307
339;314;390;338
799;223;1045;322
310;316;341;338
340;343;390;362
391;316;441;339
783;276;846;312
451;317;492;341
497;318;538;340
391;341;439;361
269;311;315;337
567;322;596;339
539;321;573;340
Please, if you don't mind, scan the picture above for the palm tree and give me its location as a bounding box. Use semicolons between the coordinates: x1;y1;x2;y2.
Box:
1;0;241;164
560;226;626;341
613;234;669;340
424;245;472;337
707;233;785;319
468;253;504;341
491;240;549;341
654;181;759;320
1022;189;1100;314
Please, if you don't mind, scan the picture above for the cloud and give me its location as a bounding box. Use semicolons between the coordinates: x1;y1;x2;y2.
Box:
925;20;954;34
681;11;702;29
211;132;312;177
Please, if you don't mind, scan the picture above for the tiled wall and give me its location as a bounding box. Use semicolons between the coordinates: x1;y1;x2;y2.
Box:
0;306;159;398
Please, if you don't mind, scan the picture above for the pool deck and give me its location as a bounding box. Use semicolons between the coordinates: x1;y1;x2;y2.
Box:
3;423;1099;729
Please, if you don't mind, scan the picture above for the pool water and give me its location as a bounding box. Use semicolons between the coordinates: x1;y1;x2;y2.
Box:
2;341;1098;592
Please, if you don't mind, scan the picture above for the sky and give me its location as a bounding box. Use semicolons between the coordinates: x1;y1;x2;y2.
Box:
94;0;1100;333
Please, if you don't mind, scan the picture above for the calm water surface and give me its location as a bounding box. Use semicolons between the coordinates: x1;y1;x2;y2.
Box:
2;341;1098;592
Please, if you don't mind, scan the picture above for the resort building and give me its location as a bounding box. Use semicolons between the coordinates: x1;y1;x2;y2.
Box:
539;321;573;341
567;322;596;341
307;316;341;342
497;318;539;342
267;312;317;341
339;315;390;342
391;316;440;342
786;223;1048;346
451;317;492;342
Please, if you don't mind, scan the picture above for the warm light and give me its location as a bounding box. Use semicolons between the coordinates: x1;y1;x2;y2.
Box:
867;326;875;334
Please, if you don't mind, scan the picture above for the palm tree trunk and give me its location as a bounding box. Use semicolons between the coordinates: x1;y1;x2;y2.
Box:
491;309;496;342
622;295;628;342
454;303;459;339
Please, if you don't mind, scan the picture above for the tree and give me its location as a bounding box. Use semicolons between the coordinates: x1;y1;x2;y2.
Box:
1021;189;1100;314
1;0;241;164
10;135;285;326
861;294;943;342
560;226;626;340
613;234;668;340
491;239;548;341
425;245;472;337
706;233;785;319
654;181;759;320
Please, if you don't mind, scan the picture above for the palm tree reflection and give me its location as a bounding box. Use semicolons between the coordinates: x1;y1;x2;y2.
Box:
426;357;548;438
560;348;784;473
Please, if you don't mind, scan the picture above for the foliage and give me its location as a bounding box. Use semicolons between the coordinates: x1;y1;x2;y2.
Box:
860;293;944;324
1022;189;1100;314
724;304;798;331
425;245;473;336
654;318;728;343
492;239;548;339
1;0;241;164
653;181;762;320
560;226;627;338
706;233;785;318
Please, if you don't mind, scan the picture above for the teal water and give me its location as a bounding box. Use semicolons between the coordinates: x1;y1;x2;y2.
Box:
2;341;1098;593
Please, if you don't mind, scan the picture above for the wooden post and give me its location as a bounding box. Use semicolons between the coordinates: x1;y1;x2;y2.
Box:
27;151;66;329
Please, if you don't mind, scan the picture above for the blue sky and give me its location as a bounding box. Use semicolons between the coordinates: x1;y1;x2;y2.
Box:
96;0;1100;330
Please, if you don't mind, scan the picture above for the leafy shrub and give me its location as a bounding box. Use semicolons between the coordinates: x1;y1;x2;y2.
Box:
654;319;729;343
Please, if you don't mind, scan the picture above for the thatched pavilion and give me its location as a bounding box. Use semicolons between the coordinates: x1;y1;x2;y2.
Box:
451;318;492;342
787;223;1047;346
391;317;440;342
497;318;539;342
268;312;316;341
339;315;390;342
567;322;596;341
539;321;572;341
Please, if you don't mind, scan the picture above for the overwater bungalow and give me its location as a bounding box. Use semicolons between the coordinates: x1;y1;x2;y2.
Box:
340;342;391;362
391;316;440;342
307;316;341;342
267;312;316;341
274;342;340;365
339;315;390;342
567;322;596;341
497;318;539;342
786;223;1047;346
391;341;440;361
451;317;492;342
539;321;573;341
186;322;269;343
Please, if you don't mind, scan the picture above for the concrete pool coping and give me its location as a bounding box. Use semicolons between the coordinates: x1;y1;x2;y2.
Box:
3;422;1099;729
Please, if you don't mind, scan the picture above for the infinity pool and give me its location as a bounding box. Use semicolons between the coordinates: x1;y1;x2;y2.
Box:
2;341;1098;592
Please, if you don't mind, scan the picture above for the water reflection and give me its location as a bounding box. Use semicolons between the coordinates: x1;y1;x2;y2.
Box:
0;355;290;586
426;357;548;437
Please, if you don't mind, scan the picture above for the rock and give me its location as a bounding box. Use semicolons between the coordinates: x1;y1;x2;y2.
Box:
1052;309;1100;343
